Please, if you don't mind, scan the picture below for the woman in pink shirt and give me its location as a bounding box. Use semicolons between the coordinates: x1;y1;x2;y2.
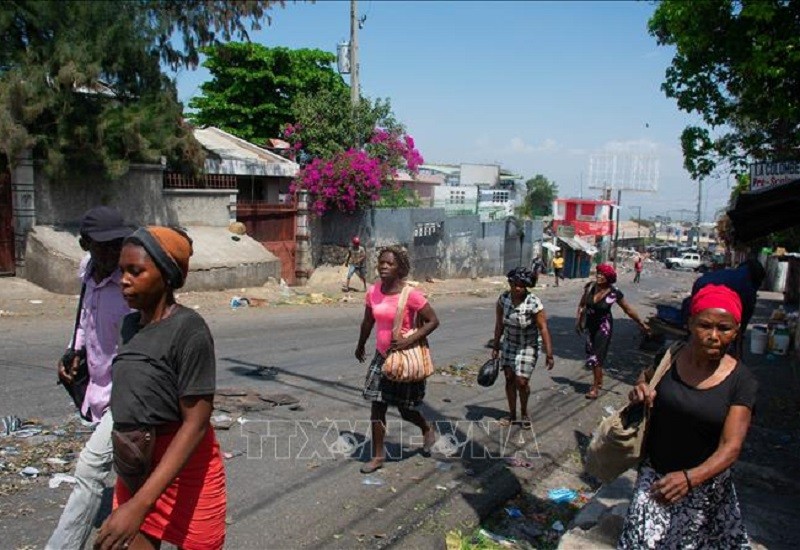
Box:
355;246;440;474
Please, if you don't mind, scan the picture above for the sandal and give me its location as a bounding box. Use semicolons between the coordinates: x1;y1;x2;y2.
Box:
585;386;599;400
519;416;532;429
498;416;516;427
359;459;384;474
422;429;437;456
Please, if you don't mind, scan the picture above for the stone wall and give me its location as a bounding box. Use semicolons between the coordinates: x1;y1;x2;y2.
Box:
312;208;544;281
34;163;233;228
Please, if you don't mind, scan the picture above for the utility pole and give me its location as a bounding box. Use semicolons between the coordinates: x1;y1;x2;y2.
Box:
612;190;621;267
695;178;703;248
349;0;359;107
630;205;642;241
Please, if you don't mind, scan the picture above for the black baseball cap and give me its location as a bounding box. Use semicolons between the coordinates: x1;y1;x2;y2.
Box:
79;206;132;242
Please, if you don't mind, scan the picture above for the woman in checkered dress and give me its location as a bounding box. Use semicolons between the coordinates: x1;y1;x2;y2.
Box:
492;267;555;428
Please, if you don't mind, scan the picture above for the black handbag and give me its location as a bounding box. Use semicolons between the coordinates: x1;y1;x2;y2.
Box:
59;282;92;422
477;358;500;387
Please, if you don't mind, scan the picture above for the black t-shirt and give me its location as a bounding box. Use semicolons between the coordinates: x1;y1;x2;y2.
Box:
646;360;758;474
111;306;216;426
584;284;624;323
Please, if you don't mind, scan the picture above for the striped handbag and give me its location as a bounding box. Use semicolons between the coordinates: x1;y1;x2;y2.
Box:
382;285;434;382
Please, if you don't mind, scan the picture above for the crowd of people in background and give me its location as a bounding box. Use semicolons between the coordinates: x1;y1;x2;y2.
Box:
49;211;757;548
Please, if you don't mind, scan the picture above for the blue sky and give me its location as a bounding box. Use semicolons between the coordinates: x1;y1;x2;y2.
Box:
171;1;731;222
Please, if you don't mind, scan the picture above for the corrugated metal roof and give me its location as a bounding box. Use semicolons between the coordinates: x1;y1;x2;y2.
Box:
193;127;299;177
558;235;598;255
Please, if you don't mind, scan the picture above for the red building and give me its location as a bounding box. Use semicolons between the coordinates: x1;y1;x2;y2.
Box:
552;198;616;238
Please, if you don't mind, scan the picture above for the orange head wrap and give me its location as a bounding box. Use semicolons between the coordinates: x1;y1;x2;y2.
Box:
690;284;742;323
128;226;193;288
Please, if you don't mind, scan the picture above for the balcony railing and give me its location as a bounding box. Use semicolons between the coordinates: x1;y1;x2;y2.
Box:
163;172;237;190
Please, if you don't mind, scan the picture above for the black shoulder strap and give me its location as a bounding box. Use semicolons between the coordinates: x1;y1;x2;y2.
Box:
70;281;87;352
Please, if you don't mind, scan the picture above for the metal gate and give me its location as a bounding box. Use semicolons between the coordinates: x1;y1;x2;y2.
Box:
0;172;14;275
237;201;297;285
412;221;442;279
503;219;524;272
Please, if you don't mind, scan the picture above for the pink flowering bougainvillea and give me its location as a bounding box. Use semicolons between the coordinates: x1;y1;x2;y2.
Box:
287;127;424;215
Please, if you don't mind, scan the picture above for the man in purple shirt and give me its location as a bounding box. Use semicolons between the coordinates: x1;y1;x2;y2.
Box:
48;206;133;550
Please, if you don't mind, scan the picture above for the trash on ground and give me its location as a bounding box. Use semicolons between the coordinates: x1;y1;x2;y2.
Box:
362;476;384;486
211;414;235;430
230;296;250;309
551;520;565;532
435;461;453;472
19;466;39;478
2;416;22;436
603;405;616;416
12;428;43;439
261;393;299;406
223;450;244;460
436;484;448;491
48;473;77;489
504;456;534;468
478;528;515;547
547;488;579;503
29;300;43;305
45;457;69;466
505;506;524;518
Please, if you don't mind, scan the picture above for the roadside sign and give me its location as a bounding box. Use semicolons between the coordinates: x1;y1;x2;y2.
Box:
749;161;800;192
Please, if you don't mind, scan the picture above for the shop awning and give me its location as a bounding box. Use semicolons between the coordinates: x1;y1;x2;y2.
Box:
727;179;800;243
558;236;598;255
541;242;560;252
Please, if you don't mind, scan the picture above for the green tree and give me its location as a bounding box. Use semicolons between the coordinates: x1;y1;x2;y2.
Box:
189;44;348;144
0;1;276;178
287;88;403;160
523;174;557;217
649;1;800;179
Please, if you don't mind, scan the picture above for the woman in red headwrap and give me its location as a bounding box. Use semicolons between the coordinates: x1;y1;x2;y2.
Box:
575;263;649;399
619;284;758;548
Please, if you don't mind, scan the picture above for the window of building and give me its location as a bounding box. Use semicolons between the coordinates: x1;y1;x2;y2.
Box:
449;190;466;204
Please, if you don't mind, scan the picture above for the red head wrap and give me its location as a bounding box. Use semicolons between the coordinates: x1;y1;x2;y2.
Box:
690;284;742;323
596;263;617;283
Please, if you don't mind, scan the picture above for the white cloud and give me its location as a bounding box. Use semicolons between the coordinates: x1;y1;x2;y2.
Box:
600;139;659;154
508;137;559;154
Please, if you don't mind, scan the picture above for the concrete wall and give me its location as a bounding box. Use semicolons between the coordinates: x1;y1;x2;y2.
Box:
313;208;544;281
34;164;232;228
24;225;280;294
163;189;234;226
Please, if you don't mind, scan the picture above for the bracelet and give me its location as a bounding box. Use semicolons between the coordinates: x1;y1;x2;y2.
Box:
682;469;693;490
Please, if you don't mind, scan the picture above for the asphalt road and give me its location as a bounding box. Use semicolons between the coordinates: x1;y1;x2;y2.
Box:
0;267;694;548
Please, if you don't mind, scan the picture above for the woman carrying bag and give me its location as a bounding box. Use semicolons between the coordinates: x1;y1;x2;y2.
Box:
618;284;757;548
95;227;226;550
355;246;440;474
492;267;554;429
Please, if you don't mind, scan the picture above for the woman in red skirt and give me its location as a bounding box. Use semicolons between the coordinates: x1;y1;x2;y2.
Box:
95;226;225;550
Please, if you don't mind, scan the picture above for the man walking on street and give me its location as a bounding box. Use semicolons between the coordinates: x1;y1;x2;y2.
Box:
633;255;643;284
47;207;133;550
343;236;367;292
552;251;565;287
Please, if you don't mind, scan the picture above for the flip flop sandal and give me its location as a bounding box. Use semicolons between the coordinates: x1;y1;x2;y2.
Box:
422;430;437;455
520;417;532;429
359;459;384;474
498;417;516;427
